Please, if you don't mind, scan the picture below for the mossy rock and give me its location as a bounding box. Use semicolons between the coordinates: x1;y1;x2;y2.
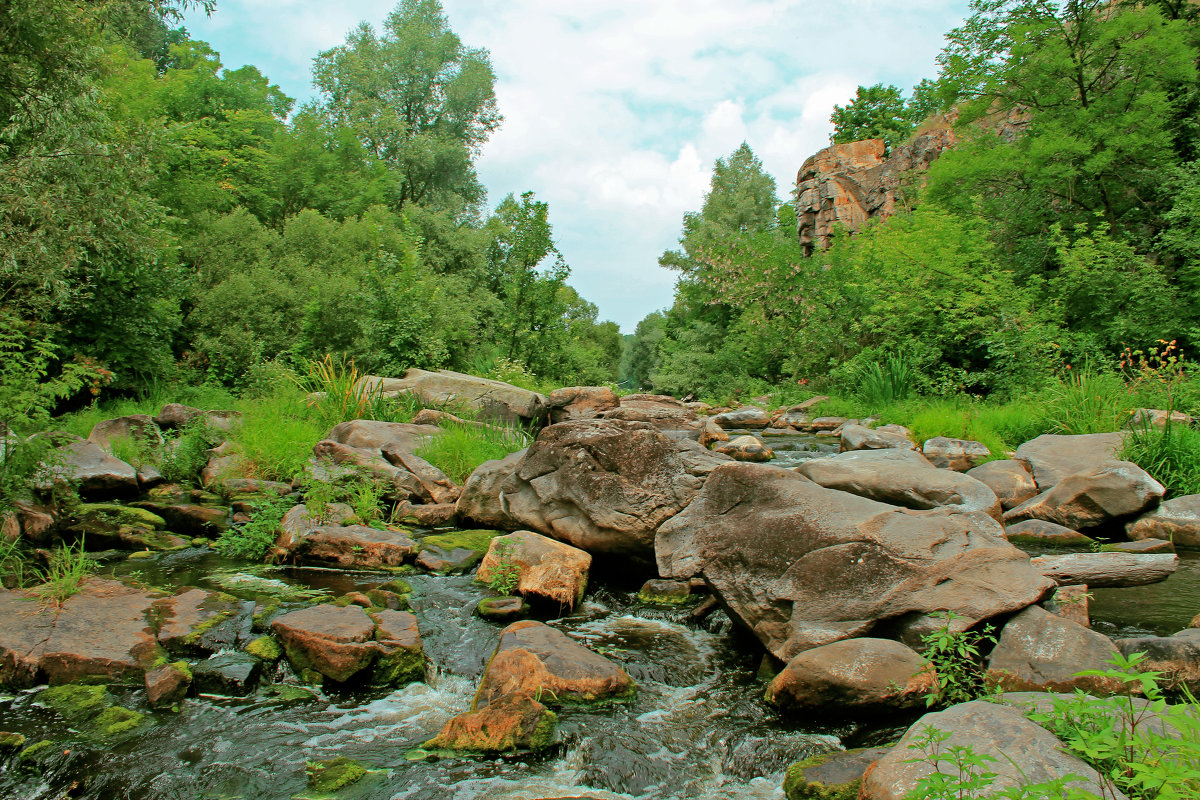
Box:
636;579;695;606
74;503;167;531
419;530;499;553
40;684;111;719
262;684;319;704
17;739;56;767
306;756;367;794
0;731;27;751
246;635;282;662
371;643;425;687
377;578;411;595
783;747;891;800
93;706;144;736
417;530;501;574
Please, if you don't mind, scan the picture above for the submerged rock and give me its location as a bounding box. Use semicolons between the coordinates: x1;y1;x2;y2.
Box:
636;579;693;605
784;747;890;800
423;690;558;754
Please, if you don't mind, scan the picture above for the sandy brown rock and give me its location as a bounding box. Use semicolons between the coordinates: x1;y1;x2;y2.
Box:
1127;494;1200;548
711;406;771;429
546;386;620;423
987;606;1123;694
145;662;191;708
838;424;917;453
88;415;163;450
155;588;241;653
713;434;773;462
698;418;729;448
1004;461;1164;530
598;394;698;430
380;446;460;505
1004;519;1094;548
1014;432;1125;491
765;638;934;712
289;525;418;568
424;690;557;753
1042;584;1090;628
967;459;1038;510
271;603;422;685
455;449;526;530
391;501;458;527
1031;552;1178;587
922;437;991;472
477;530;591;610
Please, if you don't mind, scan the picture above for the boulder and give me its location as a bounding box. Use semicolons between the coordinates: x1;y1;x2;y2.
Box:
966;459;1038;510
423;690;558;753
838;424;917;453
363;369;548;425
271;604;423;686
192;652;261;696
765;638;934;712
379;445;460;505
476;596;528;622
1031;552;1178;587
273;502;355;555
1003;519;1094;549
859;700;1124;800
656;463;1053;660
1105;538;1175;554
132;501;229;536
476;530;591;610
636;579;693;605
1004;461;1165;530
154;403;203;429
325;419;443;457
698;418;729;448
783;747;889;800
546;386;620;423
144;661;191;708
88;415;163;450
475;620;635;708
415;530;498;573
48;437;138;497
200;442;244;486
284;525;417;569
796;449;1001;519
987;606;1124;694
154;588;242;654
455;449;526;530
598;393;698;430
711;406;771;429
1014;432;1125;491
498;419;729;556
713;434;774;462
1126;495;1200;548
1129;408;1193;430
921;437;991;472
810;416;848;432
1115;628;1200;691
390;501;457;528
310;439;429;502
1042;584;1090;628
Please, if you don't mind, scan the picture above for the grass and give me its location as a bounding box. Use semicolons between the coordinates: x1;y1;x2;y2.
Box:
1042;367;1130;434
227;390;326;482
1121;420;1200;498
416;421;528;484
30;536;97;605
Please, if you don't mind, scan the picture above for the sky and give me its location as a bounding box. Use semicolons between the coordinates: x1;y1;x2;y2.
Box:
182;0;972;333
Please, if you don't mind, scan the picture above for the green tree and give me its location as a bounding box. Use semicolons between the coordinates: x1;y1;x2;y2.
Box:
830;83;914;151
621;312;666;390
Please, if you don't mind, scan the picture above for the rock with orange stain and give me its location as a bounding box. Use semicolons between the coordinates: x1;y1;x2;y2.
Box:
476;530;591;610
423;691;558;753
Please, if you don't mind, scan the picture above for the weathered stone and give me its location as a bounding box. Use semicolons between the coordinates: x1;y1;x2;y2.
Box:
411;408;487;429
155;588;242;654
711;406;771;429
1115;629;1200;692
783;747;890;800
698;417;729;448
922;437;991;472
656;463;1052;660
364;369;548;425
416;530;498;573
987;606;1123;694
1004;461;1165;529
766;638;934;713
370;609;425;686
1014;432;1126;491
477;530;591;610
1031;552;1178;587
153;403;202;429
325;418;443;457
598;393;698;430
132;501;229;536
499;419;729;556
287;525;417;569
454;449;526;530
476;596;528;621
390;501;458;528
1105;538;1175;554
272;603;422;685
636;579;693;605
966;459;1038;510
838;424;916;453
380;445;460;505
192;652;261;696
859;700;1124;800
273;502;354;556
1127;494;1200;548
1041;584;1090;628
713;434;774;462
546;386;620;423
200;442;243;486
811;417;848;432
1004;519;1094;549
48;437;138;497
475;620;635;708
424;690;557;753
796;449;1001;519
311;439;428;502
88;415;163;451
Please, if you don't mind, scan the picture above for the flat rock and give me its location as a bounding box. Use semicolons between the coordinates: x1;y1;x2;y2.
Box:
477;530;591;610
987;606;1123;694
839;424;916;453
475;620;635;709
966;459;1038;510
288;524;417;568
365;369;548;425
1105;538;1175;554
1014;432;1125;491
155;588;242;653
272;603;422;685
1127;494;1200;548
711;406;771;429
1004;519;1094;548
1004;461;1164;529
1031;552;1178;587
922;437;991;472
598;394;698;430
546;386;620;423
796;449;1001;519
416;530;498;573
192;652;261;696
765;638;934;712
48;438;138;497
656;463;1052;660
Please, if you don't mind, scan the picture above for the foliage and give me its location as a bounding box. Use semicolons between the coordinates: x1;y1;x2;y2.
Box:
1043;367;1129;435
1122;422;1200;498
214;494;291;560
830;83;915;152
296;354;395;430
484;541;521;597
30;536;97;606
415;422;527;485
857;352;917;406
160;419;222;483
919;611;996;708
226;391;326;483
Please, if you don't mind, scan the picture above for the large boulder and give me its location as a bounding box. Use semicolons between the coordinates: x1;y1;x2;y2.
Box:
325;420;442;457
87;415;163;451
838;424;917;453
765;638;934;713
474;620;635;708
271;604;423;686
310;439;431;503
1031;552;1178;587
545;386;620;423
476;530;591;610
498;419;729;556
46;436;138;497
1004;461;1165;530
713;434;773;462
859;700;1125;800
655;463;1053;661
796;449;1001;519
921;437;991;472
1115;629;1200;692
711;406;771;430
1015;432;1125;491
966;459;1038;510
363;369;548;425
1127;495;1200;548
598;393;698;430
283;525;417;569
455;449;526;530
987;605;1124;694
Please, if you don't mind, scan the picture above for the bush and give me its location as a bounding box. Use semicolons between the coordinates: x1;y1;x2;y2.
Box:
214;495;291;561
160;421;223;484
857;351;917;406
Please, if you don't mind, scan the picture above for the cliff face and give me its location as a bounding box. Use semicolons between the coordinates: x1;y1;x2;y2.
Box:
795;126;956;255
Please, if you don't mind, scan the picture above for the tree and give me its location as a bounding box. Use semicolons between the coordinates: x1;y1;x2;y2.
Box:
312;0;501;213
830;83;914;151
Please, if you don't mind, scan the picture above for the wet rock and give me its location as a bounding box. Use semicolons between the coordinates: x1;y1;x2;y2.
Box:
1115;629;1200;692
144;661;191;708
783;747;890;800
546;386;620;423
245;635;281;661
155;588;242;654
370;609;425;686
598;393;699;430
477;530;591;610
390;501;458;528
365;588;409;611
200;442;244;486
88;415;163;450
966;459;1038;510
48;437;138;497
713;434;774;462
39;684;144;737
499;419;729;556
132;501;229;536
476;620;635;708
416;529;498;573
796;449;1001;519
811;417;848;432
712;406;771;429
698;418;729;448
1105;538;1175;554
656;463;1052;660
1004;461;1164;529
271;604;423;686
1126;494;1200;548
922;437;991;472
1014;432;1125;491
1042;584;1090;628
305;757;369;794
192;652;261;696
455;448;526;530
476;596;528;621
636;579;693;605
0;732;26;751
1031;552;1178;587
1003;519;1094;549
859;700;1122;800
365;368;548;425
987;606;1123;694
766;638;934;713
423;690;558;753
287;524;417;569
838;424;916;453
0;578;161;687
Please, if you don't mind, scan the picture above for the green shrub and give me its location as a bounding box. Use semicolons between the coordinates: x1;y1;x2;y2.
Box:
214;495;291;561
30;536;96;605
919;611;996;708
160;421;223;484
857;351;917;406
1043;367;1129;435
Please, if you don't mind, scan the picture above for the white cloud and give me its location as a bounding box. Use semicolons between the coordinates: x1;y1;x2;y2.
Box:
183;0;971;331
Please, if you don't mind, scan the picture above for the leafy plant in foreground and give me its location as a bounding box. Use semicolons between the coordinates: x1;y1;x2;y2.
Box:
919;611;996;708
485;542;521;597
214;495;292;561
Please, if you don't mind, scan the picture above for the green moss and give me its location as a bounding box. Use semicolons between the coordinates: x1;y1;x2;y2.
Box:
127;549;157;560
0;731;27;750
246;635;282;661
40;684;111;719
529;708;559;751
305;756;367;793
17;739;55;766
263;684;318;704
252;600;281;630
93;706;144;736
75;503;166;531
419;530;499;555
371;644;425;687
378;578;412;594
636;588;695;606
782;752;866;800
366;589;409;610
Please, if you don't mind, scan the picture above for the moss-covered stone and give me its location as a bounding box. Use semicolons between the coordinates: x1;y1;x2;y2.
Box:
93;706;144;736
636;579;695;606
782;747;889;800
127;549;157;560
416;530;500;573
74;503;167;531
0;731;27;750
263;684;319;704
476;596;527;621
17;739;55;766
40;684;111;719
305;756;367;794
377;578;412;594
246;635;282;662
371;643;425;687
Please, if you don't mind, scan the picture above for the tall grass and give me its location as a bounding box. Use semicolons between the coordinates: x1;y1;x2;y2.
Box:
416;422;528;484
1043;367;1130;434
856;352;916;406
295;354;420;430
902;398;1048;456
229;390;326;482
1121;420;1200;498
